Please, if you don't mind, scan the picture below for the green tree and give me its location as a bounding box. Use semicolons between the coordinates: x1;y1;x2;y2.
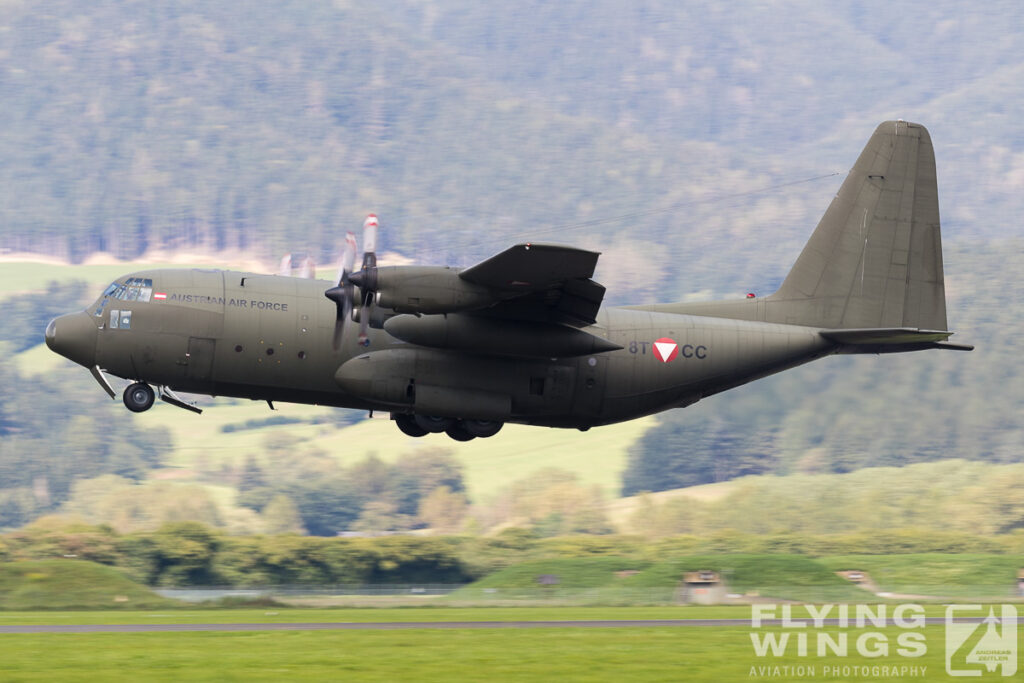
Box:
262;494;306;535
148;522;221;586
418;486;468;534
289;478;363;537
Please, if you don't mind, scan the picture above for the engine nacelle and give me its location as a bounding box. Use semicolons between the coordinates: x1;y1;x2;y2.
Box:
383;313;622;358
363;266;494;315
333;348;512;420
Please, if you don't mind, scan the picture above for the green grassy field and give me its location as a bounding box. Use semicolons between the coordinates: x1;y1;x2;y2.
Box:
0;615;973;682
0;604;978;626
0;606;743;625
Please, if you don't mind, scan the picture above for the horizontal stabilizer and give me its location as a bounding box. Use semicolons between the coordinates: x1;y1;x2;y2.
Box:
820;327;973;353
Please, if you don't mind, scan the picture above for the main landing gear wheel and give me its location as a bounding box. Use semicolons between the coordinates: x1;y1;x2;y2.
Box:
462;420;503;438
123;382;155;413
445;422;476;442
395;413;428;437
414;414;454;434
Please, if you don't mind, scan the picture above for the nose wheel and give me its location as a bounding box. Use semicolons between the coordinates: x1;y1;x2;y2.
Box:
123;382;155;413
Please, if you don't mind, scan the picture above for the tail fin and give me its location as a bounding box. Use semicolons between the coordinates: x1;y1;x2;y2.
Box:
769;120;948;331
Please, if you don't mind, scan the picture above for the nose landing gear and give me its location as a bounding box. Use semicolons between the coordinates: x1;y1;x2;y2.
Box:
123;382;155;413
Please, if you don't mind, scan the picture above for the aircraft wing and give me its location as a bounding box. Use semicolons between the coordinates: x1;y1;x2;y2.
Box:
459;244;606;326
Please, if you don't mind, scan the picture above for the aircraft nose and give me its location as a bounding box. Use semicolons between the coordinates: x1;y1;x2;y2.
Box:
45;311;98;368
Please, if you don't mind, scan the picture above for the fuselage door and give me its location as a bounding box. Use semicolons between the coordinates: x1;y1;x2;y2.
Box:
186;337;216;382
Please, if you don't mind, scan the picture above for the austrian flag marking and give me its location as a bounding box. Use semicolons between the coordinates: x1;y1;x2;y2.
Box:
153;292;168;301
652;337;679;363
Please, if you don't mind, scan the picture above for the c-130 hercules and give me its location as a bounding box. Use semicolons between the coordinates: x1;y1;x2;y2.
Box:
46;121;971;441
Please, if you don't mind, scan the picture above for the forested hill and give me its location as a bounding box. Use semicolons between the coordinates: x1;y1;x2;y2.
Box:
1;1;1023;305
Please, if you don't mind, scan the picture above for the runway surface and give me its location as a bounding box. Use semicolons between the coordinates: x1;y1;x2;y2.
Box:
2;617;1019;633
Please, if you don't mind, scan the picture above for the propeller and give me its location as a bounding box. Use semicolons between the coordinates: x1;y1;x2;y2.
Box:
325;231;358;351
324;214;378;351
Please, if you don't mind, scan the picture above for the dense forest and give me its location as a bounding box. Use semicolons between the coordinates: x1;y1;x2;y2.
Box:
0;2;1021;533
2;2;1023;294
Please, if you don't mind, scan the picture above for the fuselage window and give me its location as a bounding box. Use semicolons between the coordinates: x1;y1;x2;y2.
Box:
120;310;132;330
109;309;120;329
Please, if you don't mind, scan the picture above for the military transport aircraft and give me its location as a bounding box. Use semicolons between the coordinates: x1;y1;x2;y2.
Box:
45;121;972;441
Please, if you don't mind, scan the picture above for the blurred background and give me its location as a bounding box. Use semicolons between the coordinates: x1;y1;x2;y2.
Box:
0;1;1021;599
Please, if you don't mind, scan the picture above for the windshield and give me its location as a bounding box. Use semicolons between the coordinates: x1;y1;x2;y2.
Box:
106;278;153;302
93;278;153;316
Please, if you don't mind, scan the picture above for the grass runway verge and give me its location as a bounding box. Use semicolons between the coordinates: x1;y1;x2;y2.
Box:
0;627;955;682
0;607;997;682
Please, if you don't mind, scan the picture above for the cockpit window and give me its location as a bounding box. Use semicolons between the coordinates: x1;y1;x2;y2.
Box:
98;278;154;304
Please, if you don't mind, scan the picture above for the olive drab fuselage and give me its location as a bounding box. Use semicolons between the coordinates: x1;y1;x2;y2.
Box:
86;267;833;428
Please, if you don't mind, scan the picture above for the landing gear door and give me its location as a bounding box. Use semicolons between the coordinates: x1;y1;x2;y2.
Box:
186;337;216;383
573;354;608;420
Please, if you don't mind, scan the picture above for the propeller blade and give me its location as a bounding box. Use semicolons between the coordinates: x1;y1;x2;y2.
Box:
325;285;350;351
332;300;346;351
357;214;378;347
358;289;372;346
336;232;357;286
298;256;315;279
278;253;292;277
325;231;360;351
342;288;353;324
361;214;378;270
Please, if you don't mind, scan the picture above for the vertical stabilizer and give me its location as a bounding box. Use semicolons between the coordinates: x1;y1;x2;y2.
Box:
769;120;948;330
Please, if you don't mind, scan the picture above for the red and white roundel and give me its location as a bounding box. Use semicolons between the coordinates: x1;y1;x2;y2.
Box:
652;338;679;363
